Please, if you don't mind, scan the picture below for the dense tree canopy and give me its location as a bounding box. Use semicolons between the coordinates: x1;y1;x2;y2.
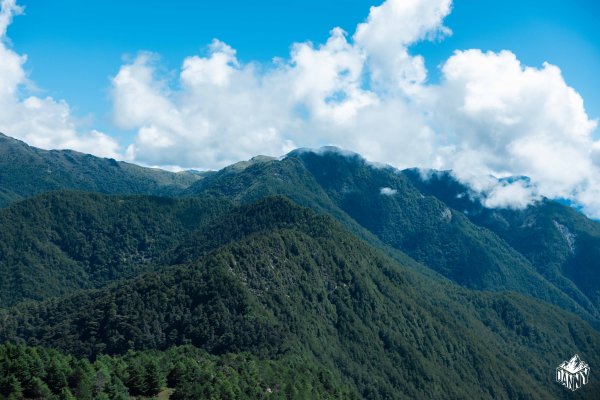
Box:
0;344;353;400
0;192;231;307
1;197;599;399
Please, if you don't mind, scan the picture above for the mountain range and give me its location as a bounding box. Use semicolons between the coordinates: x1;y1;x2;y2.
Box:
0;133;200;208
0;132;598;399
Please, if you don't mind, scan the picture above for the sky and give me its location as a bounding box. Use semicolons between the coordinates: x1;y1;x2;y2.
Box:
1;0;600;216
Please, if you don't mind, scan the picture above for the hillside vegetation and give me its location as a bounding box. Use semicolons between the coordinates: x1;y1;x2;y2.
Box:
0;344;353;400
0;133;199;208
1;135;600;399
187;149;597;323
1;197;598;399
0;192;231;306
405;168;600;320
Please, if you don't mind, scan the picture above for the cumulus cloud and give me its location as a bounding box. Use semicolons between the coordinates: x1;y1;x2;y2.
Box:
434;49;599;215
112;0;450;170
109;0;600;216
354;0;452;92
3;0;600;216
0;0;120;158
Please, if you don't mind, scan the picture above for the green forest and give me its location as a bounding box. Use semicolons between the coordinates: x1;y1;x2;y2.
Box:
0;137;599;399
0;344;353;399
1;196;599;399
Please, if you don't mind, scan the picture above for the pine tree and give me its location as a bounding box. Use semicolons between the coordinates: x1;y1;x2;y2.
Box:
144;358;164;396
45;356;69;394
25;377;53;399
104;376;130;400
69;360;95;400
125;359;146;396
59;387;76;400
0;375;23;399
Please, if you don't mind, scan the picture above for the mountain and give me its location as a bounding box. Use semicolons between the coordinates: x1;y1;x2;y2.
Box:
404;168;600;321
1;196;599;399
1;137;600;398
0;133;200;207
4;133;596;324
186;147;597;323
0;191;231;307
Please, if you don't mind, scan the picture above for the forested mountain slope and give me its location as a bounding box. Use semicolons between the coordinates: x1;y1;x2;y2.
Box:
405;168;600;320
186;148;597;323
0;133;199;207
0;191;231;306
3;132;597;324
1;197;599;399
1;138;600;398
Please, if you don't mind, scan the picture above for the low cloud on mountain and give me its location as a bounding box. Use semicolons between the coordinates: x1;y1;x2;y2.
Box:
1;0;599;216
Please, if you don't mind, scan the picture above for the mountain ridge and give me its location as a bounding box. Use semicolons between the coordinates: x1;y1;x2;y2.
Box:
184;147;598;323
404;168;600;321
2;133;599;323
0;132;201;208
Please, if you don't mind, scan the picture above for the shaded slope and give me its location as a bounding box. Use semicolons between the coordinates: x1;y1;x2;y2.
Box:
185;155;438;278
1;197;599;399
288;149;528;289
404;169;600;319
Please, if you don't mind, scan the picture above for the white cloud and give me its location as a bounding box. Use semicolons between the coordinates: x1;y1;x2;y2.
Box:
109;0;600;216
433;49;599;215
113;46;298;168
354;0;452;92
481;180;539;210
289;27;377;124
111;0;450;170
0;0;120;158
0;0;21;39
3;0;600;217
181;40;239;88
380;187;398;196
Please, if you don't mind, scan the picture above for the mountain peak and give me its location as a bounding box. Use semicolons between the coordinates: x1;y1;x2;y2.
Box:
560;354;589;373
287;146;362;159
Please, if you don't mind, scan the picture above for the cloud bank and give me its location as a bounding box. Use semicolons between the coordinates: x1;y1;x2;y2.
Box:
2;0;600;216
112;0;454;169
0;0;119;158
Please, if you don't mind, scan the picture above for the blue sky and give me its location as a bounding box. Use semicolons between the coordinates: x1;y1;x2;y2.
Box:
2;0;600;216
7;0;600;142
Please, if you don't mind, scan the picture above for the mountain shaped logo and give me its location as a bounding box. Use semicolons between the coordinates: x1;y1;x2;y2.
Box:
556;354;590;391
